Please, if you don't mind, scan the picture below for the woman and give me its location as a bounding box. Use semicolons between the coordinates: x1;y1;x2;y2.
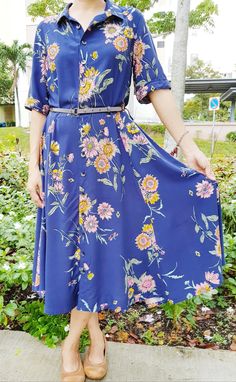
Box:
25;0;225;380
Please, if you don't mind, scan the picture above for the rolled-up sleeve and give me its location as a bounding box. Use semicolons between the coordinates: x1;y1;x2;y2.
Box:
24;21;50;116
132;9;171;104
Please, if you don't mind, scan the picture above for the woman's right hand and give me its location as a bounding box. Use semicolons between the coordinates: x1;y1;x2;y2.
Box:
27;165;44;208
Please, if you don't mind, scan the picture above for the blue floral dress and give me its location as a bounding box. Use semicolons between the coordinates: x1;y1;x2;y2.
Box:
25;0;225;315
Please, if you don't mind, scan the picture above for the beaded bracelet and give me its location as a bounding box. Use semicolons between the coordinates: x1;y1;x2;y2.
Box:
170;130;189;157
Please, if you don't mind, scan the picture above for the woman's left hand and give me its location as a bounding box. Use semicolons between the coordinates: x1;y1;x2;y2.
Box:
183;149;216;181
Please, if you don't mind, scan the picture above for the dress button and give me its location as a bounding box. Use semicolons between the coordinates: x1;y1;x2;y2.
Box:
81;151;86;157
81;59;86;64
81;171;86;176
81;40;87;45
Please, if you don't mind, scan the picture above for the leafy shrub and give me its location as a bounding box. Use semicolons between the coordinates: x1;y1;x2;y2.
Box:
226;131;236;142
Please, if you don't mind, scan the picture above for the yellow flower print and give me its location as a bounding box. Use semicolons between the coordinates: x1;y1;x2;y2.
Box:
74;248;81;260
79;78;93;97
81;123;91;136
215;239;222;257
134;40;145;60
50;84;55;92
47;43;60;60
84;67;99;78
79;215;83;225
134;60;143;77
113;36;128;52
124;27;134;39
99;139;117;159
128;287;134;298
135;232;152;250
79;194;92;216
52;169;63;180
115;112;122;123
114;306;121;313
142;175;159;192
87;272;94;280
144;192;159;204
126;122;139;134
142;224;154;234
91;51;98;60
94;154;111;174
50;140;60;155
49;61;56;72
99;119;106;125
25;96;40;107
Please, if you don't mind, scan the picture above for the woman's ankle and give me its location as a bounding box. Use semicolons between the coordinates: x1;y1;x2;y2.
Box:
63;335;80;351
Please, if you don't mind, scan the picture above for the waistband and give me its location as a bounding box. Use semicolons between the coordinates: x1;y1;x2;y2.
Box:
49;103;125;115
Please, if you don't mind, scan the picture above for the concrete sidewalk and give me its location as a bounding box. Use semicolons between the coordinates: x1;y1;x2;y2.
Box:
0;330;236;382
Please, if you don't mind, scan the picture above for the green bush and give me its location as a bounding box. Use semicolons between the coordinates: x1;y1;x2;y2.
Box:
226;131;236;142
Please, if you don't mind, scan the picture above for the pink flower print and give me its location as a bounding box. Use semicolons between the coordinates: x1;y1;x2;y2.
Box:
137;274;156;293
41;55;48;77
134;293;141;302
215;225;220;239
99;119;106;125
84;215;98;233
48;120;55;133
54;182;64;194
127;276;135;287
136;85;148;102
81;136;99;158
97;202;114;220
79;62;85;75
67;153;74;163
100;303;108;310
195;281;213;295
133;133;148;145
195;180;214;198
42;104;50;116
205;271;220;285
120;132;131;153
103;126;109;136
83;263;89;271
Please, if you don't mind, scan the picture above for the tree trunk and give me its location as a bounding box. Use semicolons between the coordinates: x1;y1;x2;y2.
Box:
15;84;21;127
163;0;191;161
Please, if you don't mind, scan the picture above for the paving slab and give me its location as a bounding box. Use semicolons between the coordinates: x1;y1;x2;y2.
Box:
0;330;236;382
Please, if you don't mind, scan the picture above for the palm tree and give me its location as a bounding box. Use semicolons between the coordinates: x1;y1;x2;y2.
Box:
163;0;191;160
0;40;32;127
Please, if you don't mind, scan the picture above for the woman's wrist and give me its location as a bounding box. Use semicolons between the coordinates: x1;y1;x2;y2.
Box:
178;133;200;157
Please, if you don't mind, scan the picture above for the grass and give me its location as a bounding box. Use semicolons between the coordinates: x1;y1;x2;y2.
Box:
0;125;235;162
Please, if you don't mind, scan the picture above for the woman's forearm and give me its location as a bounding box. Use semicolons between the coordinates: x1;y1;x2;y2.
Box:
28;110;46;169
148;89;200;157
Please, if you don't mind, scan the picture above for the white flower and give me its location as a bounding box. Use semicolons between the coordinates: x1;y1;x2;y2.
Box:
226;307;234;315
17;261;26;269
3;263;10;271
24;215;34;221
143;314;154;323
14;222;22;230
201;306;211;313
64;324;70;332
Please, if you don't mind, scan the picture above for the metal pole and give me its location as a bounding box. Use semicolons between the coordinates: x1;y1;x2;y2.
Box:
210;109;216;159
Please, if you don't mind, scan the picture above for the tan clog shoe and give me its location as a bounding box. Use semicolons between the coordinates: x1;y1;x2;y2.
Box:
60;340;85;382
83;333;108;380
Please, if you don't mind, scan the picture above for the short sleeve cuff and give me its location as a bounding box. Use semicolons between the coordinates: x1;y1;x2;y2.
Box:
135;79;171;104
24;96;50;116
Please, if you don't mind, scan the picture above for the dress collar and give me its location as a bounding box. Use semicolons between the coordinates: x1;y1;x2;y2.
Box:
56;0;125;25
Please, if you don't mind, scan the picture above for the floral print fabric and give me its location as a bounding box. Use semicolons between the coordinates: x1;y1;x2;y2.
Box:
25;0;225;315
